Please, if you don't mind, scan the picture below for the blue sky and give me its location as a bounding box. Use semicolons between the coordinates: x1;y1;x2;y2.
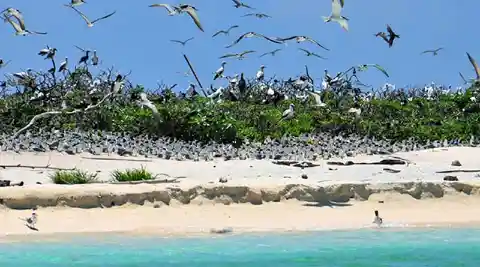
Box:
1;0;479;92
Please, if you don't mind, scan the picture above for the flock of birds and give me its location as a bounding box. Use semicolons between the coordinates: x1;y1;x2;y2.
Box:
1;0;480;124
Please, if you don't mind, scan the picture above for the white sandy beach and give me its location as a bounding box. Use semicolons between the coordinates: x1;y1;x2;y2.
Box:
1;147;480;238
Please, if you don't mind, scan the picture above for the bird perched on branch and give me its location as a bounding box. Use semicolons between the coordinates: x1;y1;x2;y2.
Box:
38;46;57;60
213;61;226;80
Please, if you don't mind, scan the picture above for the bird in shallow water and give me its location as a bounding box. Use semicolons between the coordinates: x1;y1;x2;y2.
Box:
232;0;254;9
298;48;327;59
64;5;116;27
212;25;239;38
421;48;444;56
322;0;349;31
213;61;226;80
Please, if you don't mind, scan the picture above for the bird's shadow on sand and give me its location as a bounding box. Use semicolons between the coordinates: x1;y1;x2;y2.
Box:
303;201;352;208
25;224;39;231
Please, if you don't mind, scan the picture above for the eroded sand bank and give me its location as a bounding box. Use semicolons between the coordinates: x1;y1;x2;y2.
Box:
1;147;480;238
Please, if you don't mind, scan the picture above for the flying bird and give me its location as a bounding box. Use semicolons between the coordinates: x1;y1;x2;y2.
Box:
467;52;480;81
219;50;256;60
421;48;443;56
212;25;239;37
376;25;400;47
170;37;194;46
3;13;47;35
149;3;181;15
322;0;349;31
226;31;282;48
298;48;327;59
64;5;116;27
2;7;25;29
357;64;389;78
69;0;86;6
242;13;271;19
178;4;203;32
213;61;227;80
259;48;282;58
278;35;329;51
232;0;254;9
0;59;11;69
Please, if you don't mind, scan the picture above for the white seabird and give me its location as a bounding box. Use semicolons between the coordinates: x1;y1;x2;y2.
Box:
58;57;68;72
178;4;204;32
279;103;295;122
256;65;265;81
64;4;116;27
69;0;86;6
149;3;181;15
213;61;226;80
111;74;123;94
91;50;99;65
308;91;327;107
3;13;47;35
208;86;224;98
323;0;349;31
138;92;159;117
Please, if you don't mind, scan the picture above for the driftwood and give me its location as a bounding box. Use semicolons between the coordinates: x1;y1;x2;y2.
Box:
436;169;480;174
327;159;406;166
0;164;75;171
81;156;153;162
109;177;185;185
272;160;320;168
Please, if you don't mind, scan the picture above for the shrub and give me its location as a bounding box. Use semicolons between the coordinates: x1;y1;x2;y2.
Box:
110;166;156;182
49;169;98;184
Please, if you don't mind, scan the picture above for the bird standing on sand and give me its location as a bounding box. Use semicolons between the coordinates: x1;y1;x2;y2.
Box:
19;209;38;229
373;210;383;227
213;61;226;80
421;48;443;56
64;5;116;28
212;25;239;37
256;65;265;81
322;0;349;31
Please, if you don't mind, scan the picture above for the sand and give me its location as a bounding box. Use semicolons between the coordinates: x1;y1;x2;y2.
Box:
1;147;480;239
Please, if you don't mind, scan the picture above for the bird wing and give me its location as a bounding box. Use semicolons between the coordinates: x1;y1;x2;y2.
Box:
435;47;444;52
421;50;433;54
240;50;255;56
3;13;23;33
184;7;204;32
369;64;389;78
219;53;237;59
312;53;327;59
459;72;468;84
306;37;330;51
170;40;184;44
226;33;247;48
91;11;116;24
332;0;342;17
298;48;310;55
65;4;92;25
232;0;241;5
227;25;239;31
278;35;297;42
149;4;175;13
386;24;395;36
339;0;345;7
257;33;283;44
185;37;194;43
30;30;47;35
8;9;26;30
467;52;480;80
212;30;225;37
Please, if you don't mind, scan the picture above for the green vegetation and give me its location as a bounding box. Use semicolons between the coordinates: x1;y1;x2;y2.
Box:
110;166;157;182
1;67;480;145
49;169;98;184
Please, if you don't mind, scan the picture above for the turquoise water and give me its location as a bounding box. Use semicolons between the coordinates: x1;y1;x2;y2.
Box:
1;228;479;266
